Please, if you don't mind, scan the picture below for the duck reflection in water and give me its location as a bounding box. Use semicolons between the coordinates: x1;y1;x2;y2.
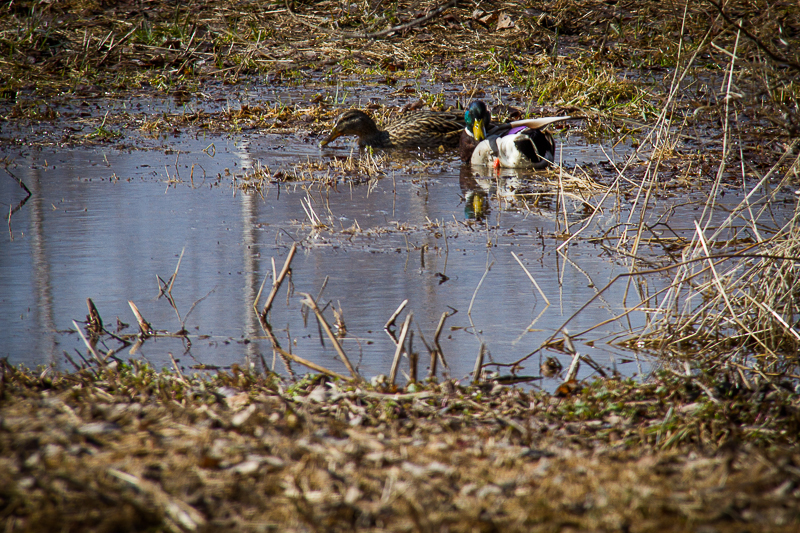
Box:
459;166;491;221
459;166;558;222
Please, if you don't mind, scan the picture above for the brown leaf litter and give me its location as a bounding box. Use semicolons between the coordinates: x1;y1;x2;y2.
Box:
2;361;799;532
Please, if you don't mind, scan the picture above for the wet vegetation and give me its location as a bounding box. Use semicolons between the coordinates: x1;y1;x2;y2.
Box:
2;0;800;531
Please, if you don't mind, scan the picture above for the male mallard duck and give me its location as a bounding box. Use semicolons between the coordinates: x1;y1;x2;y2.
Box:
459;100;493;162
460;100;571;169
320;109;465;149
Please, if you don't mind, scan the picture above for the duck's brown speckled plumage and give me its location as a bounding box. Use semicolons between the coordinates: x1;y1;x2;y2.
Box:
320;109;465;149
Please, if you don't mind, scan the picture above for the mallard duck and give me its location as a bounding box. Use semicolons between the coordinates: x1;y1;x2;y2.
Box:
320;109;465;149
460;100;571;169
459;100;493;162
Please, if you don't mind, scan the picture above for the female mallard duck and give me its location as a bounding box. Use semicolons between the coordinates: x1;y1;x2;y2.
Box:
320;109;465;149
460;100;571;169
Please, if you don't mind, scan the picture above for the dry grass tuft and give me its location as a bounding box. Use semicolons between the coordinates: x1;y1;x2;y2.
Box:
637;209;800;364
627;137;800;377
234;150;391;194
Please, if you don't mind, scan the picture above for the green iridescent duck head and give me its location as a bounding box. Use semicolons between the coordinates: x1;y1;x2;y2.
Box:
464;100;491;142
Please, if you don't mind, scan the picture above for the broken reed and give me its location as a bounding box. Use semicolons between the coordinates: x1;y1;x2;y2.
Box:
628;29;800;365
619;38;800;367
541;9;800;379
234;150;389;193
635;207;800;362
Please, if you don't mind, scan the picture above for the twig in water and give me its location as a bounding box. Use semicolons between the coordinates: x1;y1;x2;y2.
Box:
565;352;581;382
442;223;449;275
428;308;455;379
157;247;188;323
300;292;359;380
258;350;271;375
579;355;607;378
72;319;105;367
276;346;347;380
501;246;767;370
259;320;347;381
389;312;413;386
257;320;294;377
168;246;185;295
417;327;434;377
557;161;570;236
562;330;576;356
302;275;329;328
467;259;494;343
156;274;180;322
169;353;188;384
253;270;271;317
5;168;32;240
260;242;297;319
384;299;409;343
472;343;485;384
745;295;800;343
511;252;550;306
85;298;103;338
181;286;216;329
4;167;32;197
62;350;82;371
692;220;773;356
332;302;347;338
128;301;154;336
408;331;418;383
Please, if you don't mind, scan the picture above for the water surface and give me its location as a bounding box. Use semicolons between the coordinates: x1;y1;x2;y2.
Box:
2;120;788;389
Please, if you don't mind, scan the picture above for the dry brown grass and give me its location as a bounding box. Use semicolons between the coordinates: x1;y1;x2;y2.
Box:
1;1;798;139
2;362;799;533
632;143;800;371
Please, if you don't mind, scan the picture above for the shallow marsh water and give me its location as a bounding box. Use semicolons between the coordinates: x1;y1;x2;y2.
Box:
1;99;793;389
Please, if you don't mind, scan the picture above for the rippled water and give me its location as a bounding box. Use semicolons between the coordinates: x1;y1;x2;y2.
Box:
1;115;790;389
